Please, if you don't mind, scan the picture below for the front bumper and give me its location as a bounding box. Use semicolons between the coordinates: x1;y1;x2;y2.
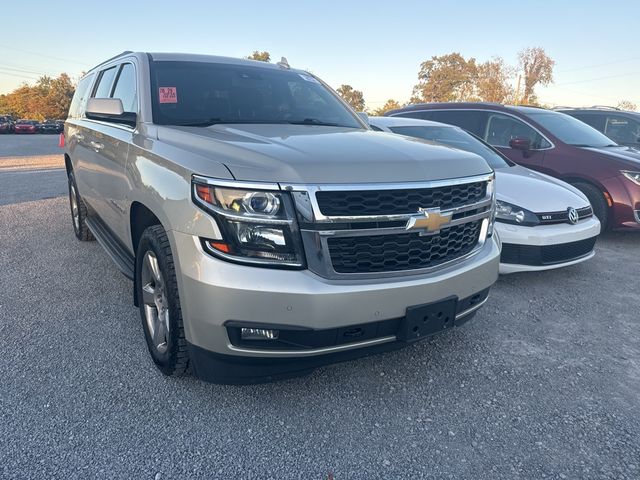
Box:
170;230;500;382
496;217;600;274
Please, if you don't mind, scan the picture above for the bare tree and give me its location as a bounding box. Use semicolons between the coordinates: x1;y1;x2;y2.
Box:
518;47;554;104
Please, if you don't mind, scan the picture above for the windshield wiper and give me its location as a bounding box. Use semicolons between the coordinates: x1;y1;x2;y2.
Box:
286;118;342;127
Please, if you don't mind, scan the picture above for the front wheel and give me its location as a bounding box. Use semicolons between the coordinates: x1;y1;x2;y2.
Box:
136;225;190;376
67;171;94;241
572;182;609;231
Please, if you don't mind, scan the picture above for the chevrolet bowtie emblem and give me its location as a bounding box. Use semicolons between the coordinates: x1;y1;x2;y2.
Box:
405;208;452;234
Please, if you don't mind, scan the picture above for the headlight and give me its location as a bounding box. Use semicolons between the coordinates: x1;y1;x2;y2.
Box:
621;170;640;186
495;200;539;226
193;178;305;268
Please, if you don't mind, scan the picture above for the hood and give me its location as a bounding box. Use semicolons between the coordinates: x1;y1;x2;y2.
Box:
582;145;640;169
156;124;492;184
496;165;589;212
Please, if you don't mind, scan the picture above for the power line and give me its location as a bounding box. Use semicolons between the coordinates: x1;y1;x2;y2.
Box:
555;71;640;86
556;57;640;74
0;44;92;67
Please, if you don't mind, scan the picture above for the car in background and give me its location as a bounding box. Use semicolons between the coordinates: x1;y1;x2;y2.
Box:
369;116;600;274
0;115;14;133
14;119;39;134
38;119;63;134
387;103;640;231
556;107;640;149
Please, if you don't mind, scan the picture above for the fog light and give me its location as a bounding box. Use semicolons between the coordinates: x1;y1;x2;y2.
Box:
241;328;279;340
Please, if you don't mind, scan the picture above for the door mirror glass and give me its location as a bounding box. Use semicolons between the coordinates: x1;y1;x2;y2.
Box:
509;136;532;151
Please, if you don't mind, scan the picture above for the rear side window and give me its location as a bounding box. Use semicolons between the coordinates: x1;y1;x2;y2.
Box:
93;66;118;98
68;73;95;118
604;115;640;145
569;113;606;131
396;110;488;137
484;113;551;149
111;63;137;113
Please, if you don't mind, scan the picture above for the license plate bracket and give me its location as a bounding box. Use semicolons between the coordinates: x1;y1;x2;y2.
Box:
399;296;458;342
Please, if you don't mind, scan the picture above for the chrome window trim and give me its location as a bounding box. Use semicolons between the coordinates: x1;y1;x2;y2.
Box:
389;108;556;151
634;210;640;223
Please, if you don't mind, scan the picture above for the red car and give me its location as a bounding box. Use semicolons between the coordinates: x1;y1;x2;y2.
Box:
387;103;640;231
14;120;39;134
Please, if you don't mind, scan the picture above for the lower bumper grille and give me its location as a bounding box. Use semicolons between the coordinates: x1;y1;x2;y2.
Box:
501;237;597;266
328;221;483;274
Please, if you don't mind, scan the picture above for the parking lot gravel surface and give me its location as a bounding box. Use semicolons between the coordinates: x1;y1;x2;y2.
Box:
1;173;639;479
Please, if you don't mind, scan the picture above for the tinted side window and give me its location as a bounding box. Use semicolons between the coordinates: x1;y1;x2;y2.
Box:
93;66;118;98
111;63;137;113
570;113;606;131
604;115;640;145
68;73;95;118
401;110;488;137
485;113;551;149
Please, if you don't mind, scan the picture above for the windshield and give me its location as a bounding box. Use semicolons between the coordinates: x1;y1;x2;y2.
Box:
527;111;616;147
150;61;362;128
388;125;510;169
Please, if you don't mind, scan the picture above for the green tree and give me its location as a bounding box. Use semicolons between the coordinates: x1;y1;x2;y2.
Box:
247;51;271;62
336;84;365;111
517;47;554;104
412;53;478;103
372;99;402;116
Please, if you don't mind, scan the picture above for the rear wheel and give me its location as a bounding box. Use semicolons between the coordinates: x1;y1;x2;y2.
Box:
136;225;190;376
572;182;609;231
67;171;94;241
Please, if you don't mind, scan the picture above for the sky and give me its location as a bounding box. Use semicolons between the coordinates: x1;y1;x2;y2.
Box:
1;0;638;109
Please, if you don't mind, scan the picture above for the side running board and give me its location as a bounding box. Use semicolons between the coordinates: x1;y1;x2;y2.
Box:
85;216;135;280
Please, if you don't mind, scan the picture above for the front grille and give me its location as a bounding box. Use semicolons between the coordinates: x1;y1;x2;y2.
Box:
500;237;596;266
328;221;483;273
536;206;592;225
316;181;486;216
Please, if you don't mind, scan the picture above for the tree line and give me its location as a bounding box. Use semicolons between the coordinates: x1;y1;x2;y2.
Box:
0;74;75;120
0;50;635;119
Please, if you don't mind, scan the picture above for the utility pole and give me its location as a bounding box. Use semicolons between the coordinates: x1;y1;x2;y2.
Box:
515;75;522;105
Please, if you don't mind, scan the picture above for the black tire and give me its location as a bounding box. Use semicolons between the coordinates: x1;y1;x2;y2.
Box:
136;224;190;376
572;182;609;230
67;171;95;241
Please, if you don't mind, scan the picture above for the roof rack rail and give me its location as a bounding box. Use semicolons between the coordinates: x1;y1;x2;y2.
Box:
90;51;134;71
589;105;620;110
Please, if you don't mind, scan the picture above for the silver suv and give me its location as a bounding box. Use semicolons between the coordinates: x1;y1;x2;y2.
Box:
64;52;500;383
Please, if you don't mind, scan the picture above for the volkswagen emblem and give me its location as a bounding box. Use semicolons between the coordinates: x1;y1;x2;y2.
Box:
567;207;579;225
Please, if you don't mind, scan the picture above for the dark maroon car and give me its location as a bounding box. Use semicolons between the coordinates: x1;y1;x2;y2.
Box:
387;103;640;230
14;119;39;134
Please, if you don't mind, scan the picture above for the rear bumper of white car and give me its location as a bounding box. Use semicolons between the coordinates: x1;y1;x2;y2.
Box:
496;217;601;274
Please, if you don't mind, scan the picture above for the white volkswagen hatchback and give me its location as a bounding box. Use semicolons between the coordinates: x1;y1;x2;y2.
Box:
369;116;601;274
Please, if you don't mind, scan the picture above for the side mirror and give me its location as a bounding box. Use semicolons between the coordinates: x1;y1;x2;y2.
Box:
357;112;370;124
86;98;136;127
509;136;532;151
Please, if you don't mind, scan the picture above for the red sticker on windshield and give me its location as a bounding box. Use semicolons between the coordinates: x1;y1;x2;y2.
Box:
159;87;177;103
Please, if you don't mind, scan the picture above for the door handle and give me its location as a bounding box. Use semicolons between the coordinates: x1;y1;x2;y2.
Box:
90;141;104;151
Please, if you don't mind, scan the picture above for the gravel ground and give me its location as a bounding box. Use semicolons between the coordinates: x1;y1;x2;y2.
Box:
1;190;639;479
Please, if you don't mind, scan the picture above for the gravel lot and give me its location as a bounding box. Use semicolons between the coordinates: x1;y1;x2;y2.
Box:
1;158;639;478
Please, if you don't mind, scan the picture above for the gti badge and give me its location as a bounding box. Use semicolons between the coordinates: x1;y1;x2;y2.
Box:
406;208;452;235
567;207;579;225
